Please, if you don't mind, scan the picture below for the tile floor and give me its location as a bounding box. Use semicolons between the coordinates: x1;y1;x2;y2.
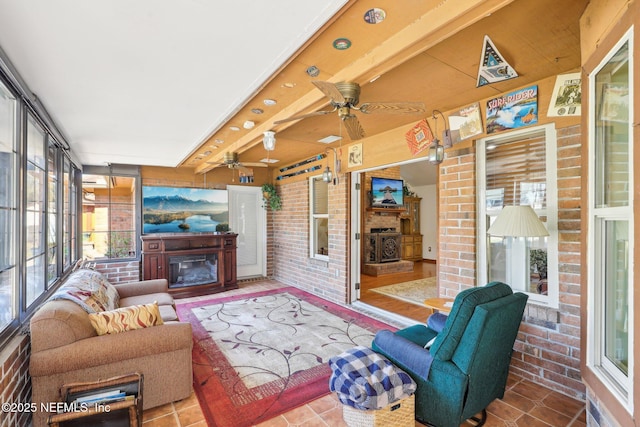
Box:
142;372;586;426
141;280;587;426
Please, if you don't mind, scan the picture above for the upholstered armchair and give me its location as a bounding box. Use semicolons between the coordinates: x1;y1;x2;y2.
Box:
372;281;528;427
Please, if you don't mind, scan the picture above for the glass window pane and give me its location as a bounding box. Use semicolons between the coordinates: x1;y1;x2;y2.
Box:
594;41;629;209
603;220;629;375
82;173;138;260
0;81;15;332
484;129;549;296
26;255;45;306
313;178;328;215
314;218;329;256
0;268;14;330
27;116;46;169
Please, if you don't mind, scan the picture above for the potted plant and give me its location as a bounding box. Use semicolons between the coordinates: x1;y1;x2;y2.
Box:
261;183;282;211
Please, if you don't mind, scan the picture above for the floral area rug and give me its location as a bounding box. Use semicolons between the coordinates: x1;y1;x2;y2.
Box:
176;287;394;427
370;277;438;307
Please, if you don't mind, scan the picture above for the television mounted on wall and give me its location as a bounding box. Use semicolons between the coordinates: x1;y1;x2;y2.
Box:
371;177;404;208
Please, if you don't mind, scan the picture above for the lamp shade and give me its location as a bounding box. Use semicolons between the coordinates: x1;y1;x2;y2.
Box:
488;205;549;237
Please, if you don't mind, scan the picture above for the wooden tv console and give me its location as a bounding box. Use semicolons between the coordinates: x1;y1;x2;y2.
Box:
141;233;237;296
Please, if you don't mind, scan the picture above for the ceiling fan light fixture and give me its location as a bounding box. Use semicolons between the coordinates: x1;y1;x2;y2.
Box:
263;131;276;151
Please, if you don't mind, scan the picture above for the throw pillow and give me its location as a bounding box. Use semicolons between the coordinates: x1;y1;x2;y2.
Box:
89;302;164;336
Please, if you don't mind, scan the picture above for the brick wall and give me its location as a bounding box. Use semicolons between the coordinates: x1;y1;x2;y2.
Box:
0;335;31;427
438;124;585;399
273;123;586;400
93;260;140;284
271;177;349;304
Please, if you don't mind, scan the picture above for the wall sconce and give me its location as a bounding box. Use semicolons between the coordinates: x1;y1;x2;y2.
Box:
323;147;340;185
322;166;333;183
428;110;452;165
263;131;276;151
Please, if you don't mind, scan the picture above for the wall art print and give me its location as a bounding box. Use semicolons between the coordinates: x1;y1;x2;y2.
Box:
142;186;228;234
486;85;538;134
448;102;484;143
548;72;581;117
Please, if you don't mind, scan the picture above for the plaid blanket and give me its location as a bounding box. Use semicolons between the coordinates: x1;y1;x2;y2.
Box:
329;346;416;410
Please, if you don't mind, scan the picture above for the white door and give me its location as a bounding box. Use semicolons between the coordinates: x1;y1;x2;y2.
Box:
228;185;265;278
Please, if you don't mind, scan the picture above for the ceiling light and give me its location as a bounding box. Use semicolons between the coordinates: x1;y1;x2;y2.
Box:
203;150;212;155
260;158;279;163
251;108;264;114
318;135;342;144
229;126;240;131
263;131;276;151
214;139;224;144
243;120;255;129
282;82;296;88
263;99;277;106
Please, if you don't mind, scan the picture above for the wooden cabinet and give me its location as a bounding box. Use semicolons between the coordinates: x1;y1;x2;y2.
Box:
400;197;423;261
141;233;237;296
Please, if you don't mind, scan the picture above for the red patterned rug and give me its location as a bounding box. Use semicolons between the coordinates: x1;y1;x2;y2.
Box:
176;286;393;427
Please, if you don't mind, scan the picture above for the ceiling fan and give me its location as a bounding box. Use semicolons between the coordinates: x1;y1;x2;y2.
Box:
273;81;426;140
207;152;267;173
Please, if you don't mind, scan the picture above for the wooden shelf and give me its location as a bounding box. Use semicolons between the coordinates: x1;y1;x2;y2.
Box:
366;207;407;215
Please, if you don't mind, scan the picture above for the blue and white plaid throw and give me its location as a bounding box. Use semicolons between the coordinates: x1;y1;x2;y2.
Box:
329;346;416;410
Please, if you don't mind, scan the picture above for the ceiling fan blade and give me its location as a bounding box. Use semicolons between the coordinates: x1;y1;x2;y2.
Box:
358;101;426;114
312;81;346;104
342;115;365;140
273;108;336;124
240;162;268;168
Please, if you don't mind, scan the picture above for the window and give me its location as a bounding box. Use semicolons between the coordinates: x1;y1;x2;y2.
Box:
309;176;329;259
0;80;16;332
47;142;59;283
477;125;558;307
82;166;139;261
0;66;80;346
25;114;47;306
588;29;633;405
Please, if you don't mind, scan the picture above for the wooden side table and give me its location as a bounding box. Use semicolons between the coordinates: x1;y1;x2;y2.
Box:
48;373;143;427
424;297;455;313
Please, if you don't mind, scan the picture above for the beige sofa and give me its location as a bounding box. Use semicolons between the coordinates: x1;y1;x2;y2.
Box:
29;270;193;427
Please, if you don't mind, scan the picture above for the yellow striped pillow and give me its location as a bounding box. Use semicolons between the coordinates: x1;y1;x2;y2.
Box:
88;302;164;335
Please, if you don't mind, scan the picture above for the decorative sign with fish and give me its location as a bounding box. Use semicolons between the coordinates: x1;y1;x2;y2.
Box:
485;85;538;134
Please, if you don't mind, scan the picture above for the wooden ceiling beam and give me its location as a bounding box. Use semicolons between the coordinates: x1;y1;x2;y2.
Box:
194;0;514;175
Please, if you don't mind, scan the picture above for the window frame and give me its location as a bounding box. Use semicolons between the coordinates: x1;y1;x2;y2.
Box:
477;123;559;308
309;175;329;261
586;27;634;410
81;165;141;262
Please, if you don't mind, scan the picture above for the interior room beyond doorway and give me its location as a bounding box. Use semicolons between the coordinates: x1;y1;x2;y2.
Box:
357;159;437;321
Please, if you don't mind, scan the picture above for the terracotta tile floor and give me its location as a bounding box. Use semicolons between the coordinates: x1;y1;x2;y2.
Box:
143;279;586;426
142;372;586;426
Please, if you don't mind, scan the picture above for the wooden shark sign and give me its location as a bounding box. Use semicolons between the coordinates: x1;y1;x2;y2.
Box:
477;35;518;87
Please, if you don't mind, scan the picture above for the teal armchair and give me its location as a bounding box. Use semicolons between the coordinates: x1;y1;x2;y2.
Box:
372;282;528;427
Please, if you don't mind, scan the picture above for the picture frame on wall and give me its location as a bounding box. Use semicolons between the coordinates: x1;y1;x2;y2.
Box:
547;72;581;117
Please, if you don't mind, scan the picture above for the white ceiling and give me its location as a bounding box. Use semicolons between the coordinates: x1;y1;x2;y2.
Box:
0;0;347;167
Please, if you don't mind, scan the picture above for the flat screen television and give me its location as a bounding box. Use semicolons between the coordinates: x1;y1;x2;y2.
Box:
371;177;404;207
142;186;229;234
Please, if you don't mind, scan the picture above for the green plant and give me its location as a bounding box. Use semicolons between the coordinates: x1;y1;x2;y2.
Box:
261;183;282;211
530;249;547;279
216;222;230;232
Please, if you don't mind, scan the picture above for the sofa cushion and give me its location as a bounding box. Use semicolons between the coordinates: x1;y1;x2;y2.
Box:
88;302;164;335
119;292;174;309
51;269;119;313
